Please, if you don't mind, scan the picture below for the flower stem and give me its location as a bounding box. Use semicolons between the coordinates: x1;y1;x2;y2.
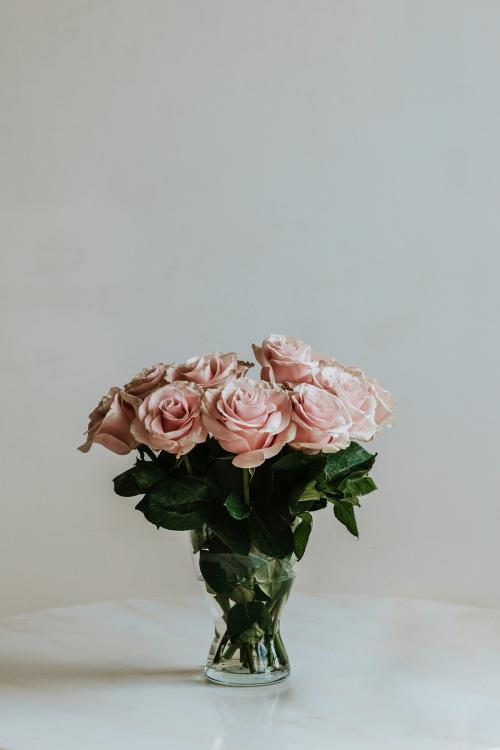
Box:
183;454;193;475
244;644;256;673
242;468;250;505
212;632;229;665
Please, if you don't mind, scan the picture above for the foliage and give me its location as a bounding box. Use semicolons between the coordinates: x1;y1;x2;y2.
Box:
112;438;378;556
110;439;380;673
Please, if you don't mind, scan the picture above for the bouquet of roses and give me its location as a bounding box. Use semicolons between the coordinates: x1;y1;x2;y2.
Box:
79;334;394;685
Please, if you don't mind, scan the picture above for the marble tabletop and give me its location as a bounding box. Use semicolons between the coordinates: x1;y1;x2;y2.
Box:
1;593;500;750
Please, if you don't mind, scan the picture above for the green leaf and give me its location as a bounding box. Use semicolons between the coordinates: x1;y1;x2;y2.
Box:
157;451;177;471
113;468;141;497
324;443;376;482
254;585;271;602
113;461;164;497
297;510;312;523
152;476;209;503
336;494;360;506
226;602;272;642
289;479;321;512
224;491;250;520
230;584;255;603
340;476;377;497
218;552;271;578
293;512;313;560
250;462;274;503
136;477;212;530
295;480;321;501
236;622;265;646
272;450;327;480
209;513;251;555
290;498;328;514
248;507;294;558
333;500;359;537
199;552;238;594
254;558;293;599
136;498;211;531
207;456;245;503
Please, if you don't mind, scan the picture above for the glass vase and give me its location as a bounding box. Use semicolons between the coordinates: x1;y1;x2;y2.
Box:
190;529;296;686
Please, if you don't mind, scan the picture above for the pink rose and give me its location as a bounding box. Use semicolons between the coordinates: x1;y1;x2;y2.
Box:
131;382;207;456
312;364;378;442
252;334;314;384
202;378;295;468
168;352;252;389
368;378;396;428
124;363;169;398
78;388;140;455
289;383;352;454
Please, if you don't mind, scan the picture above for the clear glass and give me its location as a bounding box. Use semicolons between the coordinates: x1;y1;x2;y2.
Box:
190;529;296;686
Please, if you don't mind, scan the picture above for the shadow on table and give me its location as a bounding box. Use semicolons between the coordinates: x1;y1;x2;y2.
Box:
0;658;204;687
1;655;295;749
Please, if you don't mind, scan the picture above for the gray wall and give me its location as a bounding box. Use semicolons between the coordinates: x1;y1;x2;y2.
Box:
1;0;498;615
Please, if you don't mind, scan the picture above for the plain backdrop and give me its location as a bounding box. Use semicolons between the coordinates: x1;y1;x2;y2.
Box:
1;0;499;617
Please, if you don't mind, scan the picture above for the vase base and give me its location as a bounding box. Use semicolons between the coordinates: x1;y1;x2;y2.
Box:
205;665;290;687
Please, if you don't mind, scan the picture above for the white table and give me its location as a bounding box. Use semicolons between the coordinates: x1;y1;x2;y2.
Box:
1;594;500;750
